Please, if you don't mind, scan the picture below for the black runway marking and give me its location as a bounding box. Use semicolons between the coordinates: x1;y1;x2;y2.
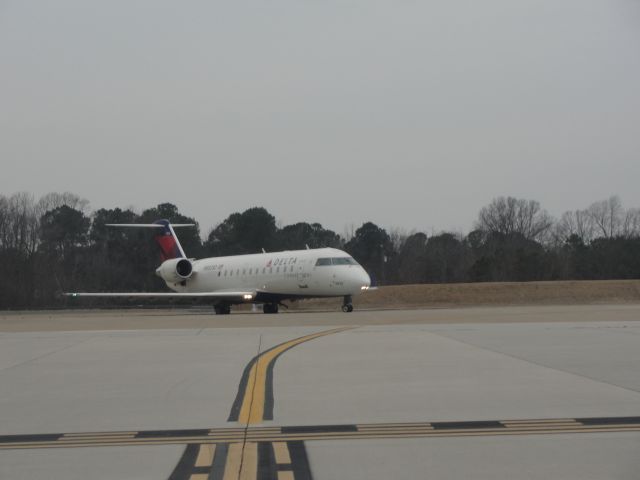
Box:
228;336;324;422
228;328;352;423
281;425;358;434
288;441;313;480
261;343;317;421
263;353;277;421
228;347;267;422
578;416;640;426
4;416;640;450
227;342;301;422
431;420;505;430
210;443;229;480
191;467;211;474
0;433;62;443
167;444;199;480
257;442;279;480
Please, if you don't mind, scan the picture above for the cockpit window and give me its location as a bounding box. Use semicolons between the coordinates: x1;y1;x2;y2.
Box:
315;257;358;266
332;257;357;265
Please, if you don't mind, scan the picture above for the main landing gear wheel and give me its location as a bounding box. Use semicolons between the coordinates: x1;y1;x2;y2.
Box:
214;304;231;315
263;303;279;314
342;295;354;313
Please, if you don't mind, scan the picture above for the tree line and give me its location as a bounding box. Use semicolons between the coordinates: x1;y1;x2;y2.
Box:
1;192;639;309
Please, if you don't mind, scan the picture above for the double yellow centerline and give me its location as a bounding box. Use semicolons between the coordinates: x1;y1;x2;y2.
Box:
234;327;353;425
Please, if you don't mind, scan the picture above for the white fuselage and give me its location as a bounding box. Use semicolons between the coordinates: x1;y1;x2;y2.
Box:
166;247;370;299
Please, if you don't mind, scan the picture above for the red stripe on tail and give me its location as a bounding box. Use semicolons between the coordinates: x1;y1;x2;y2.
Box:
155;234;181;261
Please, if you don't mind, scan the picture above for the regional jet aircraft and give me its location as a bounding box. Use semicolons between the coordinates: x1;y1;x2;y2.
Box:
66;220;371;314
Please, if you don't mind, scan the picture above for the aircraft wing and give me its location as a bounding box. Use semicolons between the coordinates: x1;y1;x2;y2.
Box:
65;291;255;300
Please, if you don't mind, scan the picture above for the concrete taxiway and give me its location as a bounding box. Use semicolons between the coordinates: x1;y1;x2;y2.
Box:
1;305;639;479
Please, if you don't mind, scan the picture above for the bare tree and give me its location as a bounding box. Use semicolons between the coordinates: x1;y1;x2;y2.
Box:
36;192;89;216
622;208;640;238
554;209;597;244
476;197;553;241
342;222;356;243
587;196;624;238
388;227;410;254
0;195;8;249
2;192;39;254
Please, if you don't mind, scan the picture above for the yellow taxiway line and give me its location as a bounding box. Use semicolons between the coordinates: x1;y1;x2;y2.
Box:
236;327;354;424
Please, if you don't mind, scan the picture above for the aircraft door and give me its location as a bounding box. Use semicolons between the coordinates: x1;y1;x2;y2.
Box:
311;257;333;295
297;259;309;290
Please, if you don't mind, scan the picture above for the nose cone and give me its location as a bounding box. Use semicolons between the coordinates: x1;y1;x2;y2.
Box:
353;267;371;292
361;268;371;287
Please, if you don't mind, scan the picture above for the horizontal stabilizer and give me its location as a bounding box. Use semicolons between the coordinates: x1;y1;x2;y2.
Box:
105;224;195;228
105;220;194;260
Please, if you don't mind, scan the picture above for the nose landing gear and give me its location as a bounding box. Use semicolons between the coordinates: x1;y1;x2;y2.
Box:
263;303;279;314
342;295;354;313
214;303;231;315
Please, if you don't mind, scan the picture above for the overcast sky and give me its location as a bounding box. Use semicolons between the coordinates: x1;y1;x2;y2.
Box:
1;0;639;236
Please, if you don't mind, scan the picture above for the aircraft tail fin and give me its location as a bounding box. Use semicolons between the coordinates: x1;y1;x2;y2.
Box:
106;220;194;260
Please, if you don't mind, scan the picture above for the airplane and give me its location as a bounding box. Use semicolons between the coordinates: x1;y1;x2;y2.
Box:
66;219;372;314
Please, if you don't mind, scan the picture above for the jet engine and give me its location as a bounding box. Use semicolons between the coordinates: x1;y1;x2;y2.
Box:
155;258;193;283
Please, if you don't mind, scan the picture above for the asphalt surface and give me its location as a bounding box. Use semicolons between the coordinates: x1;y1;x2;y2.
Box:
1;305;639;479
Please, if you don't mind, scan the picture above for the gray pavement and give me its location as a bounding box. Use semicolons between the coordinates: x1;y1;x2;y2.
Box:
0;446;183;480
1;328;281;432
308;433;640;480
426;321;640;392
273;323;640;425
3;303;640;332
1;305;640;479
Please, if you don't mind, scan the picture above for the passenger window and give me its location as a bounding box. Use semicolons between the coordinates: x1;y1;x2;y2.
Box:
315;258;332;266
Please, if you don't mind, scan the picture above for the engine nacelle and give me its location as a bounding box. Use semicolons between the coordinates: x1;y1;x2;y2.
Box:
155;258;193;284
